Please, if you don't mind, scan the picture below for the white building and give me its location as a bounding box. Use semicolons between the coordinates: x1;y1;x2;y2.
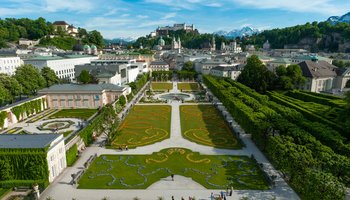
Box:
210;66;242;80
150;61;170;71
0;134;66;183
24;55;98;81
0;56;23;75
196;59;236;74
299;60;338;93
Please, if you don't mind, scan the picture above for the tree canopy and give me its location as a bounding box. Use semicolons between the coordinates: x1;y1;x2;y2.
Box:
274;65;305;90
14;64;46;96
41;67;59;87
237;55;275;93
0;73;22;102
77;70;93;84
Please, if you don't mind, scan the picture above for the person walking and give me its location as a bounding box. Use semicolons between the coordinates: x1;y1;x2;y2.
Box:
210;192;214;200
171;174;174;181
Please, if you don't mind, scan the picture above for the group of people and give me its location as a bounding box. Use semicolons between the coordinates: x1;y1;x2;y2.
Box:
210;187;233;200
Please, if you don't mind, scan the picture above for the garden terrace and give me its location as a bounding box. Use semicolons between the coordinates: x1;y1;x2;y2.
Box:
177;83;200;91
49;109;97;120
78;148;269;190
203;75;348;199
151;82;173;91
180;105;241;149
111;105;171;148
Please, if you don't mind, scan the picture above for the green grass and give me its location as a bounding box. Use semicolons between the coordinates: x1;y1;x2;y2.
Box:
0;188;10;199
112;105;171;148
50;109;97;120
178;82;200;91
78;148;269;190
180;105;242;149
151;82;173;90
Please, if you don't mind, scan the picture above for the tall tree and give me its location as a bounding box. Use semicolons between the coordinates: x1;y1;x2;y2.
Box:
0;83;11;105
182;61;194;71
237;55;275;93
41;67;59;87
14;64;46;95
0;73;22;102
77;70;92;84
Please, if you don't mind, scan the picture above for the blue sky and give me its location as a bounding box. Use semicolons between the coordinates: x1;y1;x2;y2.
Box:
0;0;349;39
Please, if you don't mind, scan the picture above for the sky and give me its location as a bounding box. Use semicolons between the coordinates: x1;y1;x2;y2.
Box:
0;0;349;39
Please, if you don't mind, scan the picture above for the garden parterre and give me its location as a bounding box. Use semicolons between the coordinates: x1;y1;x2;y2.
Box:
180;105;241;149
78;148;269;190
111;105;171;148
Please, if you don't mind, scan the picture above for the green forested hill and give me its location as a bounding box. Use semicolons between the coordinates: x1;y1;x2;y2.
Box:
0;17;104;50
243;21;350;52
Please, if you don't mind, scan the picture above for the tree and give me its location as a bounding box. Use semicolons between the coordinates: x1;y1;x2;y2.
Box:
77;70;92;84
14;64;46;95
41;67;59;87
274;65;305;90
286;65;305;87
237;55;275;93
182;61;194;71
118;95;126;107
0;83;11;105
0;73;22;102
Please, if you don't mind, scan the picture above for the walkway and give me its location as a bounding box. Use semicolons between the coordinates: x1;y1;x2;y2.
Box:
40;81;299;200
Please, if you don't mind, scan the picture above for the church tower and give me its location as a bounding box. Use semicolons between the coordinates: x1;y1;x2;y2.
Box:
212;36;216;51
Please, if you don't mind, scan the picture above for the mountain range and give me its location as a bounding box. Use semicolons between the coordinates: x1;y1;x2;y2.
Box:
327;12;350;25
104;37;136;45
213;26;261;38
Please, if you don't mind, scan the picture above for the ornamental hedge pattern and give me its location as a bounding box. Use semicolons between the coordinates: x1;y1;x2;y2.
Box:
203;75;348;199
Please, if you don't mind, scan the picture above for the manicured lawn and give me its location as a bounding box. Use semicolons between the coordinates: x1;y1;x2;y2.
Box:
180;105;241;149
112;105;171;148
178;82;200;91
151;82;173;91
78;148;269;190
50;109;97;120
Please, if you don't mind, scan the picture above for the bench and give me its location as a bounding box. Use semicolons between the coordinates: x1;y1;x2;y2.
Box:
14;186;30;192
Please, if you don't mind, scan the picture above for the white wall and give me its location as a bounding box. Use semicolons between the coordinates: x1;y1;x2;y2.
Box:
0;57;22;75
24;56;98;81
46;135;66;183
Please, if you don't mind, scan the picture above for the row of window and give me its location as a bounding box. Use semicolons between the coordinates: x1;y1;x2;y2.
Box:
55;68;74;75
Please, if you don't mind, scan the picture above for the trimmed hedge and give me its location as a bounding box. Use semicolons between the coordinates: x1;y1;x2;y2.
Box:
0;111;7;129
286;90;345;107
10;99;44;121
203;75;348;198
0;179;49;190
66;144;78;166
268;92;344;133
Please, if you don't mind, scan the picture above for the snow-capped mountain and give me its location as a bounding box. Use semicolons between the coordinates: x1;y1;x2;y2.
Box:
104;37;136;44
327;12;350;24
213;26;261;38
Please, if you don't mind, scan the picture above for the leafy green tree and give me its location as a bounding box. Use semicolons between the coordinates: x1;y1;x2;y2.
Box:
182;61;194;71
0;83;11;105
0;73;22;102
77;70;92;84
237;55;276;93
286;65;305;87
41;67;59;87
14;64;46;95
118;95;126;107
84;30;104;48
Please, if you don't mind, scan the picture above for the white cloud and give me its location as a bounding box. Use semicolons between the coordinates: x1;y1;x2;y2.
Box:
205;2;222;7
230;0;349;15
137;15;149;19
121;14;130;17
0;7;35;16
44;0;94;12
137;19;176;28
84;17;133;30
103;8;118;16
162;12;177;19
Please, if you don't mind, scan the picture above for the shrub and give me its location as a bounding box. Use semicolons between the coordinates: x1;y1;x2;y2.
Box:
66;144;78;166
